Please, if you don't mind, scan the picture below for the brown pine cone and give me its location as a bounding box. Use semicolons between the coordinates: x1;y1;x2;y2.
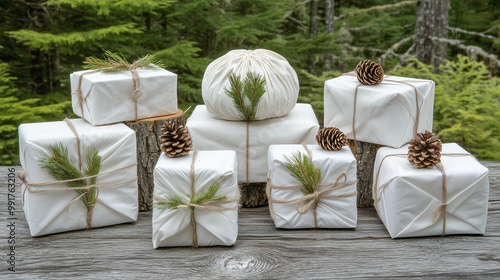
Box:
316;127;348;151
160;121;193;158
354;60;384;85
408;131;442;169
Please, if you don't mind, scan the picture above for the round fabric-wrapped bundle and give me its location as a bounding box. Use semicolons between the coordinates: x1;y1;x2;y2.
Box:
202;49;299;120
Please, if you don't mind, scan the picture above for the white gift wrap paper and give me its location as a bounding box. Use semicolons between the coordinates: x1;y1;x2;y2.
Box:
373;143;489;238
70;67;178;125
202;49;299;121
267;145;357;229
186;104;320;183
152;151;238;248
18;119;138;236
324;74;435;148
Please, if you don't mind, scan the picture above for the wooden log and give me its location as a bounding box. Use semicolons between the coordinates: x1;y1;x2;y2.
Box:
125;109;185;211
348;139;381;208
240;182;268;207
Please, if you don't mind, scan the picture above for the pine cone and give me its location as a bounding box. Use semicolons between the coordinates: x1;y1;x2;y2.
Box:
354;60;384;85
408;131;442;169
316;127;348;151
160;121;193;158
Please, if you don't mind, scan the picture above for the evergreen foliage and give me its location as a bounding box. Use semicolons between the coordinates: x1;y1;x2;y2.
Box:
393;56;500;160
284;151;322;196
225;72;267;121
1;0;499;163
38;143;101;210
156;182;226;211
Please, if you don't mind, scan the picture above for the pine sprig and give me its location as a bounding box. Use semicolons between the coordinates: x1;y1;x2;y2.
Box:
38;143;102;210
284;151;322;195
156;182;226;210
225;72;266;120
82;50;165;73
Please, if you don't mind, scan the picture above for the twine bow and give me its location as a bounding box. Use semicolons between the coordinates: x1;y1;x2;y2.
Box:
266;143;357;228
18;118;137;229
373;152;474;236
153;150;240;248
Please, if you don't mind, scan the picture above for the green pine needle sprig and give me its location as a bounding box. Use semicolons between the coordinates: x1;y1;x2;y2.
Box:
284;151;322;195
156;181;226;211
83;50;165;73
38;143;101;209
225;72;266;120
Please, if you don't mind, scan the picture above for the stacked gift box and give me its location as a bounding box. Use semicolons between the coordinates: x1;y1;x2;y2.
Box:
18;53;179;236
17;49;490;244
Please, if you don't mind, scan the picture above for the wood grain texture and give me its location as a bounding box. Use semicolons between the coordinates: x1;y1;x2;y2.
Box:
1;163;499;279
348;139;381;208
125;110;186;211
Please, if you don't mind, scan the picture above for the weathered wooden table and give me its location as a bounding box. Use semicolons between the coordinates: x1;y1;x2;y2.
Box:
2;163;499;279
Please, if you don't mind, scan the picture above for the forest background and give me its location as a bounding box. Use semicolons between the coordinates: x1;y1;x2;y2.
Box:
1;0;499;165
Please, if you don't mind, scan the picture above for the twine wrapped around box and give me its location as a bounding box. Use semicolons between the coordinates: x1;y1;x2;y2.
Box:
18;118;137;229
267;144;357;229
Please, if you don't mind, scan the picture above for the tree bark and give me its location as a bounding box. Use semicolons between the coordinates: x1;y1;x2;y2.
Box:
240;183;268;207
348;140;381;208
415;0;435;65
433;0;449;70
323;0;335;72
307;0;318;75
125;109;185;211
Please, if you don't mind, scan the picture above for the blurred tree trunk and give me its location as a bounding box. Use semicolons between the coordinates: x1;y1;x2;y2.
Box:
307;0;318;75
434;0;449;70
323;0;335;72
415;0;434;65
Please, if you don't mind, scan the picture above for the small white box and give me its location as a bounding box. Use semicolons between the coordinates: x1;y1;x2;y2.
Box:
70;67;177;125
19;119;138;236
186;104;319;183
267;144;357;229
152;151;239;248
324;74;435;147
373;143;489;238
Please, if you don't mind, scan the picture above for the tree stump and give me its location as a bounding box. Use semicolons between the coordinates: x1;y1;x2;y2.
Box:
240;183;268;207
125;109;185;211
348;139;381;208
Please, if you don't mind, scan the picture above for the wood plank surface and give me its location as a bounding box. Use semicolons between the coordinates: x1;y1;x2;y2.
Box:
1;163;499;279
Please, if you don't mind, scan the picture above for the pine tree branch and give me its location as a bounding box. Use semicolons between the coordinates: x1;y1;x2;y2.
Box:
448;27;500;41
379;35;415;65
156;182;226;210
83;50;165;72
284;152;321;196
430;37;500;69
225;72;266;120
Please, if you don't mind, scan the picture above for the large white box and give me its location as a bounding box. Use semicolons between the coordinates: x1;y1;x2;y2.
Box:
152;151;238;248
373;143;489;238
186;103;319;183
70;68;178;125
324;74;435;148
19;119;138;236
267;144;357;229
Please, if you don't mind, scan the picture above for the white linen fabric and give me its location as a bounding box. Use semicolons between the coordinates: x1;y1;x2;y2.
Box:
152;151;238;248
186;104;319;183
202;49;299;120
18;119;138;236
267;145;357;229
324;74;435;148
373;143;489;238
70;67;177;125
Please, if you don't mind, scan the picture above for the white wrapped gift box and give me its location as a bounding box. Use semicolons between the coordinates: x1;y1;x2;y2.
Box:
152;151;239;248
324;74;435;148
373;143;489;238
202;49;299;121
267;145;357;229
70;67;177;125
19;119;138;236
186;103;319;183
